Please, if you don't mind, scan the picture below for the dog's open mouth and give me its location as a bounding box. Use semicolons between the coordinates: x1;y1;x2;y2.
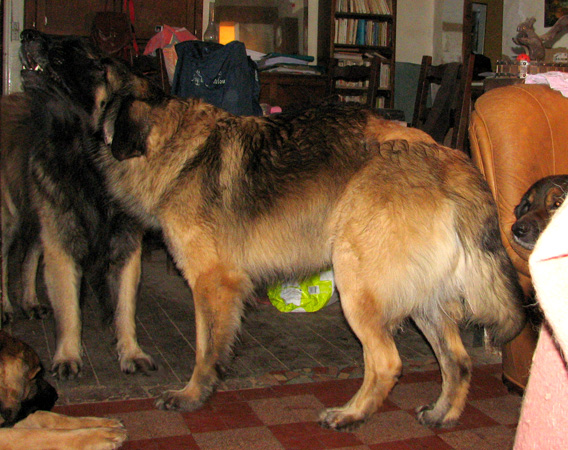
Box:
512;234;535;251
19;37;48;73
19;46;66;89
20;52;44;72
18;30;64;87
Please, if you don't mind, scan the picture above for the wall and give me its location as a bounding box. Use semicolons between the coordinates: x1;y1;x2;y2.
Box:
3;0;24;93
503;0;568;59
396;0;436;64
396;0;466;65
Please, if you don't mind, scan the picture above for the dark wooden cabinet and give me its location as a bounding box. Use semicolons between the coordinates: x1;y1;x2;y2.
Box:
259;73;329;110
24;0;202;40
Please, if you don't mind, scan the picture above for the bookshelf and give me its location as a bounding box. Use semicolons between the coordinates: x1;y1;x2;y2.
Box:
318;0;397;108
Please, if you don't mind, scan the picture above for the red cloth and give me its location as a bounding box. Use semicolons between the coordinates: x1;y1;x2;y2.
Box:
143;25;197;55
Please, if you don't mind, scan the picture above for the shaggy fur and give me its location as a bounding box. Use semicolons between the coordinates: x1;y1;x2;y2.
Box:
97;69;525;429
20;29;527;430
0;29;155;379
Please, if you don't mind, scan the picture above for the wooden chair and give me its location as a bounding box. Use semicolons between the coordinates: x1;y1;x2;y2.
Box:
412;54;474;152
328;56;382;109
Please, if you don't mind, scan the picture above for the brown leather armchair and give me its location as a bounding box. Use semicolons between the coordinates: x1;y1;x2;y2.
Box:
468;83;568;390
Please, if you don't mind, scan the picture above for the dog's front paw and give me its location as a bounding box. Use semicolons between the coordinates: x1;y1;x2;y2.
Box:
75;426;127;450
23;303;52;320
1;300;14;325
52;359;83;380
119;351;158;375
1;310;14;325
416;404;457;428
155;390;206;412
318;408;366;431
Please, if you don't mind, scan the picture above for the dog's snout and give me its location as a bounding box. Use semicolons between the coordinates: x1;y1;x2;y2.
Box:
20;29;42;43
0;405;18;425
512;221;529;238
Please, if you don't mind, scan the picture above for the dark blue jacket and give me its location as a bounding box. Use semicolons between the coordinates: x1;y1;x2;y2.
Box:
172;40;262;116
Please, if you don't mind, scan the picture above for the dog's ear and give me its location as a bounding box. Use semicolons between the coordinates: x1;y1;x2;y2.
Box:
22;345;41;380
26;364;41;380
103;96;152;161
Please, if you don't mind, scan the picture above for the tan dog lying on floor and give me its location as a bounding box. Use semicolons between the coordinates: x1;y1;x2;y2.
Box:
0;331;127;450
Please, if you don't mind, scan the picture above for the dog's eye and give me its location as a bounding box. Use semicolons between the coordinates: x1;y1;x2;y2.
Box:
552;200;563;210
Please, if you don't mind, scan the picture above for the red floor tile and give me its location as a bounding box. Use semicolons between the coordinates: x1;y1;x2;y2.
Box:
238;386;279;401
468;369;511;400
369;435;455;450
214;400;265;429
182;408;228;433
269;422;363;450
123;434;200;450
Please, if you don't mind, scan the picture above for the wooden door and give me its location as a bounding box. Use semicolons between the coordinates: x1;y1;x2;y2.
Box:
24;0;202;40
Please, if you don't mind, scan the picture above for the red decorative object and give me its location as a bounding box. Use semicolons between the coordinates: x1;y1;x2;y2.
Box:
517;53;531;62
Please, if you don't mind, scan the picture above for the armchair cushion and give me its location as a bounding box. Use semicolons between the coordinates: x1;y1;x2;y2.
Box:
469;84;568;289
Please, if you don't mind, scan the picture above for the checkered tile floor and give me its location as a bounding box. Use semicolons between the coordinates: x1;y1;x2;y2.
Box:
9;246;522;449
53;364;520;450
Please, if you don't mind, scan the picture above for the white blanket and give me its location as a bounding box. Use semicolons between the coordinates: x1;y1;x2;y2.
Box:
525;71;568;97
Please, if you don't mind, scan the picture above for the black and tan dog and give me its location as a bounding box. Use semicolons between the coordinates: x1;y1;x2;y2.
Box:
21;29;527;431
1;29;156;379
512;175;568;250
0;331;126;450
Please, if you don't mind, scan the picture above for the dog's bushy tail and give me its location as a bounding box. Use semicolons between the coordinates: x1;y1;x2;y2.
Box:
455;181;527;347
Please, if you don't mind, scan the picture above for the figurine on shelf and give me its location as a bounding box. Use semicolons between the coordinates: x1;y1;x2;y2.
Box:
517;53;531;78
513;16;568;61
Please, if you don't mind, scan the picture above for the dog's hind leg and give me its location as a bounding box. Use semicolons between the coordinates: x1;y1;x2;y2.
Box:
1;251;14;324
318;262;402;430
1;205;18;324
42;229;84;380
411;312;472;427
111;242;157;374
155;263;251;412
21;240;50;319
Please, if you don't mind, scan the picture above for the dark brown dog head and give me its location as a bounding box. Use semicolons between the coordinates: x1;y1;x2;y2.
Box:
19;29;110;125
0;331;57;427
19;28;165;158
512;175;568;250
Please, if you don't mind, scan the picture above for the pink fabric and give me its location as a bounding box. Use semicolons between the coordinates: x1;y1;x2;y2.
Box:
143;25;197;56
514;325;568;449
514;200;568;449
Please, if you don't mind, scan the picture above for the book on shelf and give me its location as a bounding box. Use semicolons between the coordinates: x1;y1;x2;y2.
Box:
336;0;391;15
333;51;388;62
257;53;315;70
260;64;324;75
334;18;391;47
332;62;390;90
335;94;388;109
333;51;364;62
332;52;391;88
